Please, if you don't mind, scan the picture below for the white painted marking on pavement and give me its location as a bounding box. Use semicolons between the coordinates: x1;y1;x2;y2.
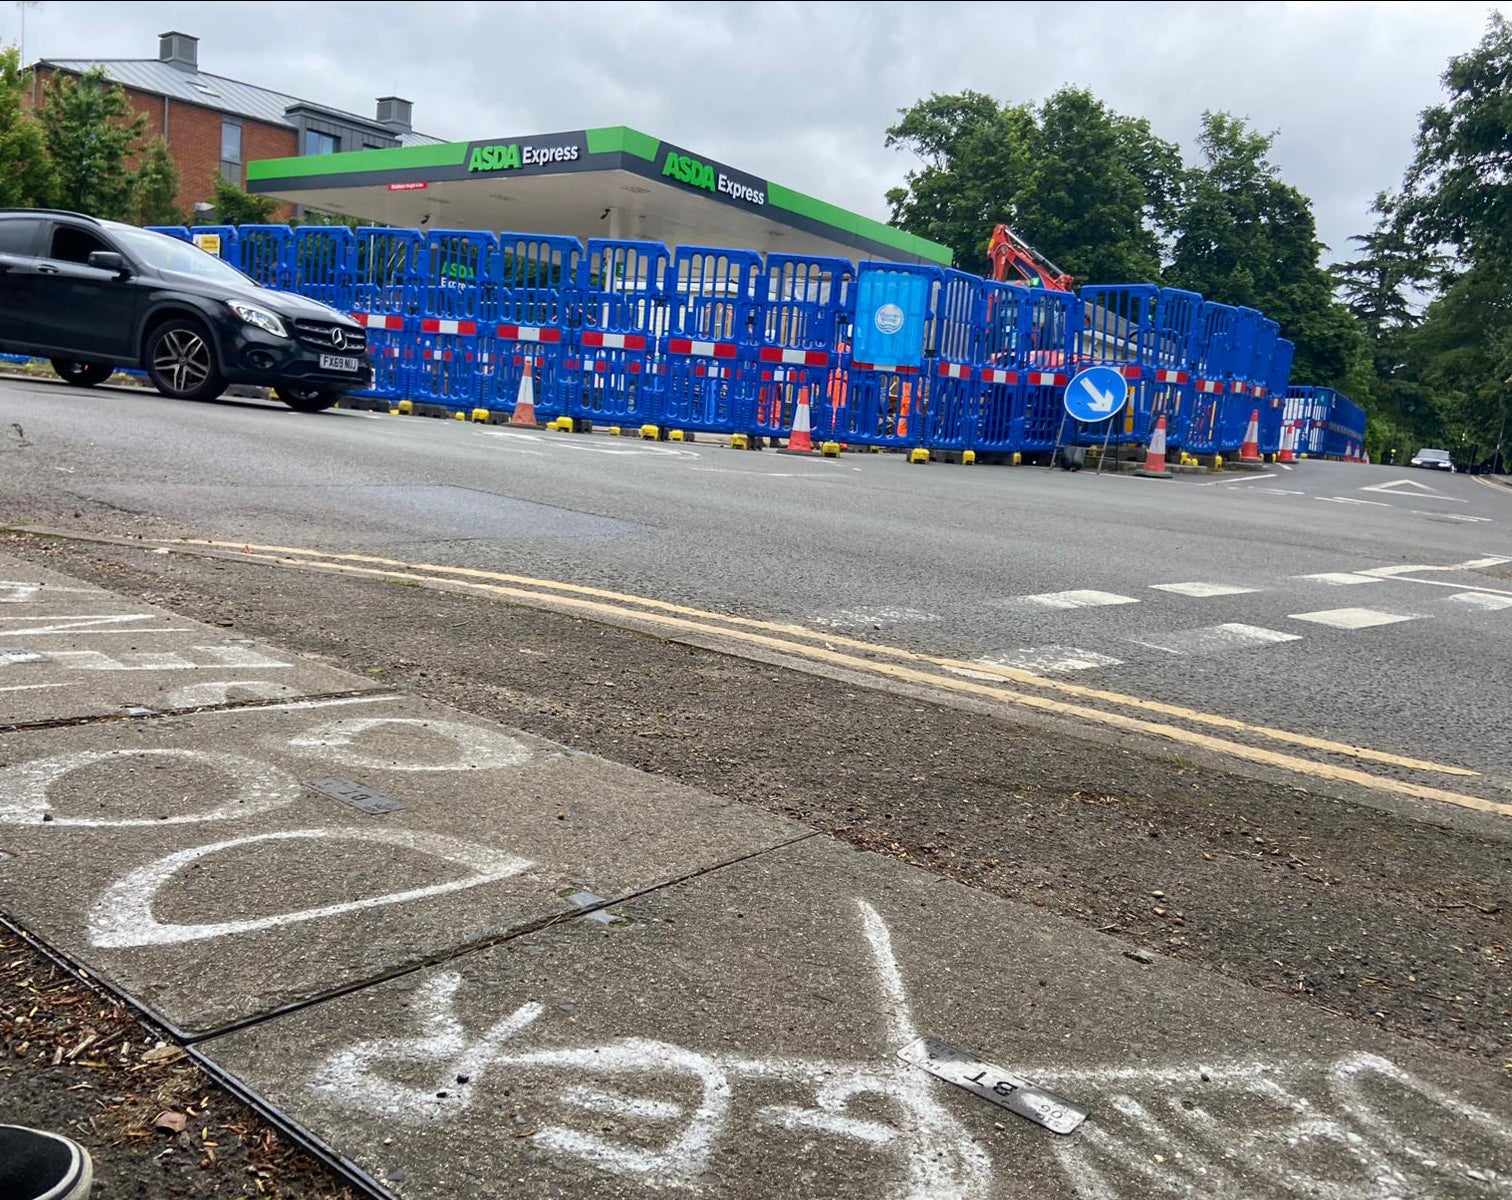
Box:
288;717;532;772
1446;591;1512;611
1252;487;1305;496
87;828;534;947
0;614;194;636
1317;496;1392;507
0;683;70;693
1149;582;1258;598
0;581;104;602
1362;478;1466;502
1361;555;1511;577
1197;473;1277;486
1412;510;1492;522
1129;623;1301;656
194;694;401;715
1288;608;1421;630
811;607;938;628
1019;590;1140;610
971;646;1123;674
1294;572;1382;586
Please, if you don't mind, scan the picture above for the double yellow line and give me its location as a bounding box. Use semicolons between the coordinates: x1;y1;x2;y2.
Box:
163;539;1509;819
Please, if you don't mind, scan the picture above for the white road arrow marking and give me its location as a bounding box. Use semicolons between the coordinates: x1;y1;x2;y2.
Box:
1080;376;1117;414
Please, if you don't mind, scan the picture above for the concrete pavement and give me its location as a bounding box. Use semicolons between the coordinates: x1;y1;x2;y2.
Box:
2;553;1509;1198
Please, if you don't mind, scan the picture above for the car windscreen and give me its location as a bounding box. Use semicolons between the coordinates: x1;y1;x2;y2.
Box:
109;227;252;287
1418;449;1450;460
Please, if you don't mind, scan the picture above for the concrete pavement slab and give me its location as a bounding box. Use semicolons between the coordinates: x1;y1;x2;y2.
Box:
0;695;804;1035
0;552;369;725
199;835;1512;1200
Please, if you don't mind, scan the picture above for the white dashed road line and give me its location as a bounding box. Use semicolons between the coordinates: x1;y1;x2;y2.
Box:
972;646;1124;673
1018;590;1140;610
1446;592;1512;611
1130;623;1302;656
1317;496;1393;507
1149;582;1259;598
1412;511;1492;523
1288;608;1421;630
1295;572;1383;586
811;606;939;629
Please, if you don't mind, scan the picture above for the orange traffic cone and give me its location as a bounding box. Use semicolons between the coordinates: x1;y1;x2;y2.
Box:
1238;408;1262;463
778;386;815;455
1277;421;1296;464
1135;415;1173;478
510;358;538;427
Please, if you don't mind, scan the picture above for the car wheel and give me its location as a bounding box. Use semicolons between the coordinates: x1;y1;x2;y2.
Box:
145;319;225;402
273;385;339;413
51;360;115;388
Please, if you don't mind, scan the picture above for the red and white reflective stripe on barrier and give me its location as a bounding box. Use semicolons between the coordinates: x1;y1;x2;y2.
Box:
980;367;1018;386
351;313;404;331
580;331;649;351
1230;381;1251;396
757;346;830;367
851;361;919;375
495;324;562;344
1195;379;1225;394
666;337;738;359
690;364;728;378
1118;365;1144;379
1026;371;1068;386
937;362;972;380
420;318;477;336
1154;369;1189;384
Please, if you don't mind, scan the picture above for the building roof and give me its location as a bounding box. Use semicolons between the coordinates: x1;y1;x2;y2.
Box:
39;57;444;147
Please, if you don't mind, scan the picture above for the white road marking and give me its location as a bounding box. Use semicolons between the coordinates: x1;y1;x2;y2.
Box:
1130;623;1301;656
1361;555;1511;577
1288;608;1421;630
1317;496;1393;507
812;606;938;628
1362;479;1466;502
1252;487;1305;496
0;683;70;693
1018;590;1140;610
1412;511;1492;522
970;646;1123;674
1294;572;1382;586
1446;592;1512;611
1149;582;1258;598
1197;473;1277;486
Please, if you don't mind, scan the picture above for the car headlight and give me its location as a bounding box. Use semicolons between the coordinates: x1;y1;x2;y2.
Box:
227;301;289;338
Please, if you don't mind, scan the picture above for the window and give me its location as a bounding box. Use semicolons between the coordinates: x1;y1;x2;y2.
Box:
304;129;339;156
220;120;242;164
0;218;46;256
49;225;111;265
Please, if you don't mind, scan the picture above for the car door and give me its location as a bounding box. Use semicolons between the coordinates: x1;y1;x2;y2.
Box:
0;216;50;351
29;222;146;362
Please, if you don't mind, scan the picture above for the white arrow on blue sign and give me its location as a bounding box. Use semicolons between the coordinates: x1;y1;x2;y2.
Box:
1063;365;1128;423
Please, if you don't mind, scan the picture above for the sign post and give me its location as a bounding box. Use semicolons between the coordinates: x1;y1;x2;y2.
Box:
1059;365;1128;474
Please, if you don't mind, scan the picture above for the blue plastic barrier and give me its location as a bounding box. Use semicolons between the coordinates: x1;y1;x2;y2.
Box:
481;232;584;421
1260;335;1294;456
1016;289;1080;452
1071;285;1158;446
1185;302;1236;456
659;245;762;435
916;270;984;453
1323;391;1367;460
238;225;295;290
292;227;356;312
144;225;192;242
1149;288;1202;450
574;238;671;429
349;228;424;403
1217;307;1266;451
974;280;1031;455
412;230;494;412
752;253;854;444
838;262;942;449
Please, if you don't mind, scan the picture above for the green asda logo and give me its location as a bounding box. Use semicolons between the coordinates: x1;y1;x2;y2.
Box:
468;142;581;172
470;144;523;172
662;151;716;192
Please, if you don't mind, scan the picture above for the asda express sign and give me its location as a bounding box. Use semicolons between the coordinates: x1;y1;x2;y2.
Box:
659;150;766;208
467;140;582;172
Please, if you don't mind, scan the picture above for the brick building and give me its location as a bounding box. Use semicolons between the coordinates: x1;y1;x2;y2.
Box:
29;31;442;218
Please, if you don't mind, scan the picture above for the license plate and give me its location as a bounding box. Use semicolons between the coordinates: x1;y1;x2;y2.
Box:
897;1037;1089;1134
319;354;361;372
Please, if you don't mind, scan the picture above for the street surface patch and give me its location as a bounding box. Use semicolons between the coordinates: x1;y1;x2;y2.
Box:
1288;608;1421;630
1017;590;1140;610
1294;572;1382;586
973;646;1123;673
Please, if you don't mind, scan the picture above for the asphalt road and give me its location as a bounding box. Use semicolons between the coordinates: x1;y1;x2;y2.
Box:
3;374;1507;786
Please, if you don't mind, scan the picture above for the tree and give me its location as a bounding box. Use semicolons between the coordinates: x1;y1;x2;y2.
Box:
0;44;54;207
1167;111;1363;387
128;136;182;226
39;66;146;220
206;173;278;225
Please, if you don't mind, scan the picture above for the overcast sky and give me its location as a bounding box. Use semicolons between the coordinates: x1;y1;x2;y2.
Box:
8;1;1499;265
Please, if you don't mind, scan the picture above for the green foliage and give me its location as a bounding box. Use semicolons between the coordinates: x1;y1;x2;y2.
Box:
0;44;55;207
207;173;277;225
39;66;146;220
127;136;182;226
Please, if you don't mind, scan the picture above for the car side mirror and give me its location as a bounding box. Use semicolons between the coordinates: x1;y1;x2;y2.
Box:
87;251;130;276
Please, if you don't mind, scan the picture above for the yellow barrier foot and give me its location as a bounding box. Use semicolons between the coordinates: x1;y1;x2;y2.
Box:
729;433;750;451
1012;452;1022;466
549;416;574;432
909;448;931;464
470;408;490;423
669;430;685;442
397;400;414;415
388;408;400;415
453;411;467;421
961;450;976;465
639;424;660;441
607;426;623;437
820;441;841;458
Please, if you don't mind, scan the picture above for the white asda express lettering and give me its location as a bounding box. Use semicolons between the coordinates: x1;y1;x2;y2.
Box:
523;144;579;166
718;173;765;206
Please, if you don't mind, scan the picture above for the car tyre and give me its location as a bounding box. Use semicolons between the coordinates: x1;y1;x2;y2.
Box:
273;385;339;413
51;360;115;388
145;318;225;402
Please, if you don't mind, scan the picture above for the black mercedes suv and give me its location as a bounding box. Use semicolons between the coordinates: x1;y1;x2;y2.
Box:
0;210;371;412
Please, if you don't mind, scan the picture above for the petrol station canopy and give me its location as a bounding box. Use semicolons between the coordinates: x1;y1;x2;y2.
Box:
246;126;953;267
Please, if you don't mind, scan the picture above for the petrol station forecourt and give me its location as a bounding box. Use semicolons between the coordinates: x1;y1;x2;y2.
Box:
245;125;953;264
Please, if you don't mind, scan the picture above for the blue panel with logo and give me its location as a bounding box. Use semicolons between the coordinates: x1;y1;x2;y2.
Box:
851;264;935;370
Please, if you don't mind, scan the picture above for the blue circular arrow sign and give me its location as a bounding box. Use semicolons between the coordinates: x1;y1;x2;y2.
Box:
1064;365;1128;423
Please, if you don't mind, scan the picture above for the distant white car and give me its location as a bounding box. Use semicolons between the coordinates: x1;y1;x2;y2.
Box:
1410;448;1455;472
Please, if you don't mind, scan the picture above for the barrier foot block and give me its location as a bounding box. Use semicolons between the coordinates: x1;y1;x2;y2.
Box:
454;411;467;421
639;424;661;441
1012;452;1023;466
909;448;930;464
962;450;976;466
670;430;685;442
548;416;572;432
608;426;623;437
728;433;750;451
820;441;841;458
388;408;400;416
470;408;489;423
397;400;414;415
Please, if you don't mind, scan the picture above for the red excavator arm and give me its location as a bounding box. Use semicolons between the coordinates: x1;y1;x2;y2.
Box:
987;223;1074;291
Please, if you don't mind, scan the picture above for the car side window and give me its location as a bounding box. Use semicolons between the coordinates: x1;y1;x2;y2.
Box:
0;218;46;256
49;225;112;265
